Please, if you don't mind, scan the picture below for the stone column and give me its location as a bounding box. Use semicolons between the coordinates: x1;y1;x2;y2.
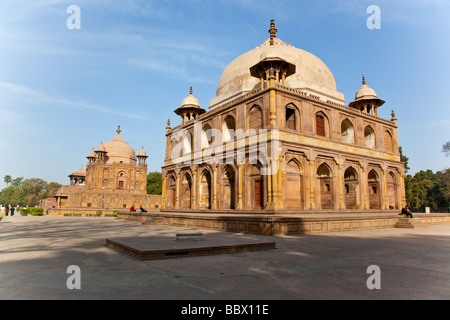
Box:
238;163;244;209
381;167;388;210
308;160;316;209
212;165;218;209
267;161;273;206
192;167;198;210
175;170;181;209
161;175;166;209
276;154;283;207
269;69;277;125
361;166;369;209
337;163;345;210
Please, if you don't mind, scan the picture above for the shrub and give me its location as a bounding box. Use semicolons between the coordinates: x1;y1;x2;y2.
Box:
29;208;43;216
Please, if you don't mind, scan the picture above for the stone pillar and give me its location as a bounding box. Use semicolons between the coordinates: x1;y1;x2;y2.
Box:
192;167;198;210
308;160;316;209
361;166;369;209
238;163;244;209
161;175;166;209
175;170;181;209
212;165;218;209
269;69;277;125
267;161;273;206
381;167;388;210
337;163;345;210
277;155;283;207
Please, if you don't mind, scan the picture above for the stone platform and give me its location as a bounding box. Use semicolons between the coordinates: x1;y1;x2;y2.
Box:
394;217;429;229
117;210;450;236
106;232;276;260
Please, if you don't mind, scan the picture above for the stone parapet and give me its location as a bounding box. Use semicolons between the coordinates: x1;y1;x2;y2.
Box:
117;211;450;236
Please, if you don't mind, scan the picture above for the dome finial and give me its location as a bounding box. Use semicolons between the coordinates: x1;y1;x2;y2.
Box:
269;19;277;45
189;86;193;95
362;74;366;85
116;125;121;135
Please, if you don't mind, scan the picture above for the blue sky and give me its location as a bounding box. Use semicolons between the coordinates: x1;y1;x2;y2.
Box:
0;0;449;188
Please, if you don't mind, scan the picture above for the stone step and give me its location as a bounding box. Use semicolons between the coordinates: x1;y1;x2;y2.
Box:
394;218;428;229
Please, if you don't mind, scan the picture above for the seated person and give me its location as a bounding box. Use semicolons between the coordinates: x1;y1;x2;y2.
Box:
140;206;147;213
400;205;413;218
130;205;136;213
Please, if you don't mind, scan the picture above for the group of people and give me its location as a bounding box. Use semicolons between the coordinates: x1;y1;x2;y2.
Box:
1;205;16;216
129;205;147;213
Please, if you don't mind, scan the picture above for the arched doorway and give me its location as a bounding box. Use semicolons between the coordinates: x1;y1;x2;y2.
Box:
368;169;381;209
317;163;333;209
286;160;302;209
166;175;176;208
222;165;236;209
181;173;192;209
199;169;212;209
344;167;359;209
249;163;264;209
387;171;398;210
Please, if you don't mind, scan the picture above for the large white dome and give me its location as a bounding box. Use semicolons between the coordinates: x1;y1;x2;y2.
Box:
210;35;345;108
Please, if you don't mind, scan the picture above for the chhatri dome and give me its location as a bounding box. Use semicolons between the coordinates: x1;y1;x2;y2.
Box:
210;20;345;108
348;75;385;116
354;75;378;100
174;87;206;125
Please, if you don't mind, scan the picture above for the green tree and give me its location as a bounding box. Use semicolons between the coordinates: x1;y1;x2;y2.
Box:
11;177;24;187
146;171;162;195
0;185;25;206
21;178;48;207
399;146;410;173
405;169;450;212
4;175;12;187
442;141;450;157
46;182;62;197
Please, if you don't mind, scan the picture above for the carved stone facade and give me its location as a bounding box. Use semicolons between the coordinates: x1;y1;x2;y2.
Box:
161;21;405;212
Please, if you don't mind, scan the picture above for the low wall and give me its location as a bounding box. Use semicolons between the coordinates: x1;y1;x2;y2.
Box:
116;212;450;236
48;208;157;217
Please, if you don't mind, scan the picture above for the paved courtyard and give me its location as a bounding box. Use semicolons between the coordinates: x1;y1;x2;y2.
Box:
0;214;449;300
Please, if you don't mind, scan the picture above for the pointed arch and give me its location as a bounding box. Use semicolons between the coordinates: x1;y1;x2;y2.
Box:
181;172;192;209
316;162;333;209
222;115;236;143
249;161;265;209
166;174;177;209
368;169;381;209
344;166;359;209
201;124;212;149
285;103;300;131
286;159;303;209
248;105;263;131
364;125;376;148
384;130;394;153
315;111;330;138
341;119;355;144
387;171;399;210
199;168;212;209
221;165;236;209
